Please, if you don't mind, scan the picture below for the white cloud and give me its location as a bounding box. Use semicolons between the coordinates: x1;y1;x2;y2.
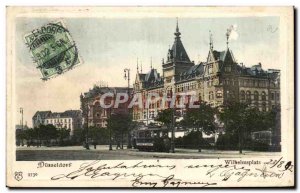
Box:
227;24;239;41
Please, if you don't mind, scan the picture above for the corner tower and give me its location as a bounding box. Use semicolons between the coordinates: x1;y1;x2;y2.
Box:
162;19;194;84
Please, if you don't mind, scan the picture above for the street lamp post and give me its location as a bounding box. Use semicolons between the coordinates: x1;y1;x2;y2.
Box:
19;108;23;130
124;68;132;149
124;68;130;96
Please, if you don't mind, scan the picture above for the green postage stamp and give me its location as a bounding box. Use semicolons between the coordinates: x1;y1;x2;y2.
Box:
24;21;81;80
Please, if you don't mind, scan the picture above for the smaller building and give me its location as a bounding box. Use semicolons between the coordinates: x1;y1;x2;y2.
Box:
32;110;82;136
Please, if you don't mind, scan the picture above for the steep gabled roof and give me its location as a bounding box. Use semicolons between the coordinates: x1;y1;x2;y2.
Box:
145;69;161;82
61;110;82;117
135;68;164;88
47;110;82;119
178;62;205;82
212;50;226;61
170;38;190;62
166;21;191;63
211;49;234;63
32;111;52;119
186;62;204;76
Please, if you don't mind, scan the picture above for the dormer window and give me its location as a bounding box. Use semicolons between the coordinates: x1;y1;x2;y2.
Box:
208;64;213;74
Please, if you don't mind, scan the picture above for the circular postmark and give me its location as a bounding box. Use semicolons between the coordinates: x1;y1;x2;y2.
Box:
24;21;81;80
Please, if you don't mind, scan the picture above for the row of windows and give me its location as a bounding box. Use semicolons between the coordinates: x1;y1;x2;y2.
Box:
143;111;156;119
239;79;269;87
176;82;197;92
223;79;236;86
222;79;277;88
55;124;72;129
240;90;267;101
206;80;215;87
207;90;279;103
208;90;231;100
46;118;72;124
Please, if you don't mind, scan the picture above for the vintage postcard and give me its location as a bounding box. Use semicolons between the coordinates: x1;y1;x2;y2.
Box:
6;7;294;188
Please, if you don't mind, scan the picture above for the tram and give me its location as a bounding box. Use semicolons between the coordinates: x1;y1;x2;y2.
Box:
132;125;170;152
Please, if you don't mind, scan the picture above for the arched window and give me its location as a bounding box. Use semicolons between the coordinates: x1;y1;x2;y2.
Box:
261;91;266;101
254;91;259;101
240;90;245;100
246;91;251;103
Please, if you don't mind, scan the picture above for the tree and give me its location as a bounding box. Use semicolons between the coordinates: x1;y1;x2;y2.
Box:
183;102;216;152
40;124;58;145
107;113;132;149
88;126;110;144
57;127;71;145
33;127;42;147
23;128;35;146
219;102;268;153
16;129;26;146
156;109;173;130
264;106;281;149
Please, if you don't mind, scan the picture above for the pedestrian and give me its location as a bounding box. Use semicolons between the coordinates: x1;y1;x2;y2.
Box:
93;141;97;149
163;135;171;153
116;140;121;150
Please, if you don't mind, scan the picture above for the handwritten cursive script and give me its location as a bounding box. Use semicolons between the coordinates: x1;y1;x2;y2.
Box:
51;160;217;187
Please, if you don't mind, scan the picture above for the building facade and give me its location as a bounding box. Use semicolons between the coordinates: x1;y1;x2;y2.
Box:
32;110;82;136
133;22;280;125
80;86;132;129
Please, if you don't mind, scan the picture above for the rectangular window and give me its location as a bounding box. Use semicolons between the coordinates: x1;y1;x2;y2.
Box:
276;93;280;101
271;93;275;100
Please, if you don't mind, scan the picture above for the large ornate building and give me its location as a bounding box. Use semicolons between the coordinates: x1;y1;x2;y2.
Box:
132;21;280;125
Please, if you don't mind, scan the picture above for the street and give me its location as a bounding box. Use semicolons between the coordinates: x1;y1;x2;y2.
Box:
16;145;281;161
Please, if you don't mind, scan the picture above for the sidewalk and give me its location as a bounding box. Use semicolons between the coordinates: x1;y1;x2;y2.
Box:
17;145;281;159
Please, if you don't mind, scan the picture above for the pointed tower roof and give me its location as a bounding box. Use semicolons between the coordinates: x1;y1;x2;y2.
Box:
167;19;191;63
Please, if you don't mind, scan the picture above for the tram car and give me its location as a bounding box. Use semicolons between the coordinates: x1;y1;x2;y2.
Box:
132;125;170;152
